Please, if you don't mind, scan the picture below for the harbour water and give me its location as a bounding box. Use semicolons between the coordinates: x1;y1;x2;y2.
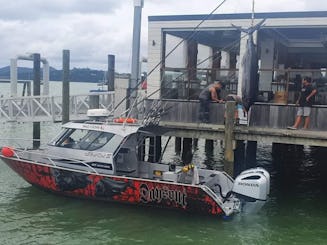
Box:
0;82;327;244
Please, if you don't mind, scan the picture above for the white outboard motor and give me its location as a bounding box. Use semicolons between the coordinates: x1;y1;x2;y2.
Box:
232;167;270;201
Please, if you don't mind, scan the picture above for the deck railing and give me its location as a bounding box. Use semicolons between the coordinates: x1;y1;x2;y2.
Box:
0;91;115;122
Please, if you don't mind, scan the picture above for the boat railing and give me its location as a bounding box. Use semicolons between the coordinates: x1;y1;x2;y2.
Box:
7;146;99;174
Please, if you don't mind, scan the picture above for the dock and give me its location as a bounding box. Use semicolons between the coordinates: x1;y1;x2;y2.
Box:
153;99;327;147
145;99;327;175
159;121;327;147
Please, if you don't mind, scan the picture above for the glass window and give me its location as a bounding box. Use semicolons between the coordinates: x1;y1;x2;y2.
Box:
101;135;123;153
52;128;120;152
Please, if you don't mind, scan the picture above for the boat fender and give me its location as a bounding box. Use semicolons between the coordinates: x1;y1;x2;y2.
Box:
1;146;15;157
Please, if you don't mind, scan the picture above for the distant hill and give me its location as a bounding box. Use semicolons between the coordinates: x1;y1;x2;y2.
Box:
0;66;130;83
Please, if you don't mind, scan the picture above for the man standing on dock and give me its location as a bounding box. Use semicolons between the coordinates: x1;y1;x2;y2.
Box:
288;77;317;130
198;81;224;123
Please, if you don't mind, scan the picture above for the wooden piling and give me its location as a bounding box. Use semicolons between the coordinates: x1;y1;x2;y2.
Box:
107;55;115;91
205;139;214;153
182;138;193;165
234;140;245;177
33;53;41;149
62;50;70;124
193;138;198;150
186;40;198;99
175;137;181;154
224;101;236;176
245;141;257;168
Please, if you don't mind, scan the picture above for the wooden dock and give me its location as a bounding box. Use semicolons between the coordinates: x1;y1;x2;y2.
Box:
145;99;327;175
159;121;327;147
146;99;327;147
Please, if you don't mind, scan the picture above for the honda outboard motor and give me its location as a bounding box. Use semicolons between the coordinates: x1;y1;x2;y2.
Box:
232;167;270;213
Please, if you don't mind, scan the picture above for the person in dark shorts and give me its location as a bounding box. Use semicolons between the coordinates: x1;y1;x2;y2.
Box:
198;81;224;123
287;77;317;130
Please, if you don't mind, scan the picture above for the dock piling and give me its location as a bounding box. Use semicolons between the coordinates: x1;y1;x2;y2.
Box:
33;53;41;149
224;101;236;176
234;140;245;177
175;137;181;154
182;138;193;165
245;141;257;168
62;50;70;124
205;139;214;153
107;54;115;91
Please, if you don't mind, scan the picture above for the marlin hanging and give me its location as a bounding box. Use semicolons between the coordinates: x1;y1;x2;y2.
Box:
232;19;265;111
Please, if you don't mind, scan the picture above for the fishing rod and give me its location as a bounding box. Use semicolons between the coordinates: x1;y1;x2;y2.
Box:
113;0;229;112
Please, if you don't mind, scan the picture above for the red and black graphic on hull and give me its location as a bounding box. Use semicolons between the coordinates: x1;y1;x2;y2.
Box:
1;158;224;216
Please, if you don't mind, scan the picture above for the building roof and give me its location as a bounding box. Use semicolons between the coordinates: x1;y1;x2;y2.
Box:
149;11;327;22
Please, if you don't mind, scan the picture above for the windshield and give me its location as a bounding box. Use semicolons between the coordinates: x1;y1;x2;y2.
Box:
50;128;123;152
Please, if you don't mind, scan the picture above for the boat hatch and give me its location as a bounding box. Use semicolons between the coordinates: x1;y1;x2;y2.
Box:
49;128;123;153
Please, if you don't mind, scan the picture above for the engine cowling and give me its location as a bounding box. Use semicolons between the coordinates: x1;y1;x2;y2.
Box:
232;167;270;201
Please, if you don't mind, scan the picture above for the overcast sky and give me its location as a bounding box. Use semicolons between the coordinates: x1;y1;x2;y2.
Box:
0;0;326;72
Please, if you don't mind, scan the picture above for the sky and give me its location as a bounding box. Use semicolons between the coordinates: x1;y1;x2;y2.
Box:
0;0;326;72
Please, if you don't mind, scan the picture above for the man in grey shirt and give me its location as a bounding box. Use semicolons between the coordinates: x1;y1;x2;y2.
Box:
198;81;224;123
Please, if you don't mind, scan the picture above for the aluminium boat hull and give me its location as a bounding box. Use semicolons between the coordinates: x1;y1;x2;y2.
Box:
1;156;227;217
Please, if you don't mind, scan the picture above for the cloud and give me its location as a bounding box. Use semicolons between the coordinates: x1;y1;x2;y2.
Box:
0;0;123;20
0;1;134;71
0;0;325;73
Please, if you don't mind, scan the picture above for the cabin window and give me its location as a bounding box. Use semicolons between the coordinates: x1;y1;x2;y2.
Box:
53;129;119;151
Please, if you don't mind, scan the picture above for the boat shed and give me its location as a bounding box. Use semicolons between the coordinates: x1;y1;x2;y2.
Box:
147;11;327;104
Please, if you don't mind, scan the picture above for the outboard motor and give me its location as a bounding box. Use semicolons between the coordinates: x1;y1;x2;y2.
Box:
232;167;270;213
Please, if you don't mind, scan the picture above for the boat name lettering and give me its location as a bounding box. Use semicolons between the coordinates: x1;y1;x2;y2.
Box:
84;152;112;158
238;182;259;187
82;125;105;130
140;183;187;207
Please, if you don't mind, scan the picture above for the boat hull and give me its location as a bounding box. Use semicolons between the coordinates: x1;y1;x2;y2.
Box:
1;157;226;217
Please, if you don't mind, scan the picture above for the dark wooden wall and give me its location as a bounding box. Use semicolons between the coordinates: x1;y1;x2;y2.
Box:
146;99;225;124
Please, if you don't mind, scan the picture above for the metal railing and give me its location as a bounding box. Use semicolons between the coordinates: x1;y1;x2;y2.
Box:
0;91;115;122
4;146;99;174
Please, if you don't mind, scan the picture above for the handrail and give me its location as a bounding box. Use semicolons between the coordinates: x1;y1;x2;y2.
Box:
10;147;99;174
0;92;115;123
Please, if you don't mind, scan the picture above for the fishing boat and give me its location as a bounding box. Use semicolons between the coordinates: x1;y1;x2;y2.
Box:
0;109;270;218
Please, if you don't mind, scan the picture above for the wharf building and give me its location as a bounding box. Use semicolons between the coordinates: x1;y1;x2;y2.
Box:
147;11;327;104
